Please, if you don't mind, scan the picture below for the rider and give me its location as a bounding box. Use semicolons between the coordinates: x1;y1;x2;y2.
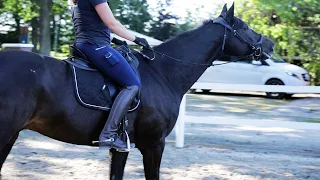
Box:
71;0;151;151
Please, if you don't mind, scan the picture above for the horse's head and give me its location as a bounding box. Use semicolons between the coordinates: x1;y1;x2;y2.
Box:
214;3;274;60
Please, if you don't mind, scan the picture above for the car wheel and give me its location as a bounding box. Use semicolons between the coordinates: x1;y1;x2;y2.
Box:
265;79;286;99
284;93;294;99
202;89;211;93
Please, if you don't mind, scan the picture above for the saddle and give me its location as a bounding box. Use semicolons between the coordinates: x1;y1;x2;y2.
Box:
63;42;141;112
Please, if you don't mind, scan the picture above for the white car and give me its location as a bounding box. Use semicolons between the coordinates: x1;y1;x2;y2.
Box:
192;56;311;99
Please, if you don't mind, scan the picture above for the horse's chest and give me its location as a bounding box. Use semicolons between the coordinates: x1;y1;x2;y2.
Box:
137;93;181;136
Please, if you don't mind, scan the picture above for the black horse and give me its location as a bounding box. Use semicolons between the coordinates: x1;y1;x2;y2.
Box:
0;4;274;180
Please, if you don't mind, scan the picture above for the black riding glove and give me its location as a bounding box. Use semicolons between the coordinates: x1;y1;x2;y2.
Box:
111;37;126;46
134;37;151;49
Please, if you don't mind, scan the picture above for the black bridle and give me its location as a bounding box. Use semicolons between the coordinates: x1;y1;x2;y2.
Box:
135;17;267;66
212;17;265;61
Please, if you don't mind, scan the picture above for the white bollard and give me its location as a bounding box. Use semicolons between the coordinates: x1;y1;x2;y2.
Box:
175;94;186;148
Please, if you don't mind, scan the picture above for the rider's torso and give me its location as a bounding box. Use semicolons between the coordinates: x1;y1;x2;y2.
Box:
72;0;111;46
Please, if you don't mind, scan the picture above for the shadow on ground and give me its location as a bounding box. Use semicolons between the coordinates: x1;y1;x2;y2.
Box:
2;124;320;180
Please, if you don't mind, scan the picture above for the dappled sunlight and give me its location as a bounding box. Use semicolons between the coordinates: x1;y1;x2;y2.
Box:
3;154;110;179
3;127;319;179
213;127;248;132
282;133;303;138
221;100;287;110
278;108;292;112
123;164;145;180
283;172;295;177
261;133;304;139
301;165;320;171
231;134;253;139
2;95;318;179
189;104;216;109
221;101;244;105
235;126;302;133
224;106;249;113
186;94;320;124
23;139;65;151
160;163;263;180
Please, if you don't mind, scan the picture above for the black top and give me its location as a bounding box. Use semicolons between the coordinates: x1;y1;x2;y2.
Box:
72;0;111;46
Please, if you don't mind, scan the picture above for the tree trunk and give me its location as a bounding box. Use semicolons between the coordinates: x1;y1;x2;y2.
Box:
31;17;39;52
39;0;53;55
14;15;20;42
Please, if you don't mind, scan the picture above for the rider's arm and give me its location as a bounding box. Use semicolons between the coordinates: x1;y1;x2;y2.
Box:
94;2;136;42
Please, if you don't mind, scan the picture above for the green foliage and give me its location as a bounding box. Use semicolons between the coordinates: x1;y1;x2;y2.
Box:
51;0;74;54
0;0;37;23
147;0;180;40
0;0;38;44
109;0;151;33
236;0;320;85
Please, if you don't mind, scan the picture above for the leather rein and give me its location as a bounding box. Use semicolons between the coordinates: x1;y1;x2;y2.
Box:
140;17;267;67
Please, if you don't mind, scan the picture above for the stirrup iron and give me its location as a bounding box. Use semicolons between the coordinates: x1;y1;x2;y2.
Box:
92;138;114;144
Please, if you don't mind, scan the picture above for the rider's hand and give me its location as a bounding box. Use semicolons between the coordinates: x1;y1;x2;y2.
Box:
111;37;126;46
134;37;151;50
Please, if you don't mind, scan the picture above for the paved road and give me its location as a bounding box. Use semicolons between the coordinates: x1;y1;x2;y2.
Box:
1;93;320;180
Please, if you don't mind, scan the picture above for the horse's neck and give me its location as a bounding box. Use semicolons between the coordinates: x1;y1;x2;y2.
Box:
149;24;224;95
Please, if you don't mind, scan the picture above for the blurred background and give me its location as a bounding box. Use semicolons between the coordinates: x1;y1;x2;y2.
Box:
0;0;319;85
1;1;320;179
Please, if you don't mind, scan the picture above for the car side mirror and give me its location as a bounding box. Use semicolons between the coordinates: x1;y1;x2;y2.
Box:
251;60;262;66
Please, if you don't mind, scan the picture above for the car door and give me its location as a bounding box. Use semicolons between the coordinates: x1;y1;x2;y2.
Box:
229;59;267;84
198;57;233;83
210;57;267;84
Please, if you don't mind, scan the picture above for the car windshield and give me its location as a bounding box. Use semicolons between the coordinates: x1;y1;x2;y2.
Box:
270;55;287;63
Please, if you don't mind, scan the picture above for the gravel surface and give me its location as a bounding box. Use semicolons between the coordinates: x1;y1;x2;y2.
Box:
1;94;320;180
186;93;320;122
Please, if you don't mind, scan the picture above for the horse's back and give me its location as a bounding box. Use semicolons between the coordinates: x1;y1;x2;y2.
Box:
0;50;45;64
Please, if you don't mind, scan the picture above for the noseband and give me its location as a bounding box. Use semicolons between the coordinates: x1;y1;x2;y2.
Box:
212;17;264;60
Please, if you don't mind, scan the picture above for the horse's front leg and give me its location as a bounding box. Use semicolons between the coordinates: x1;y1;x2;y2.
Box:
139;141;165;180
0;132;19;173
109;149;129;180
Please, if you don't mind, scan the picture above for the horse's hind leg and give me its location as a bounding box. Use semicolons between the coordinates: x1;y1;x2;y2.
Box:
0;132;19;173
109;149;129;180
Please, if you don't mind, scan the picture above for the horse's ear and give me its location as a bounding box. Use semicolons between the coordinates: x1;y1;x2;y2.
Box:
226;2;235;24
220;4;228;18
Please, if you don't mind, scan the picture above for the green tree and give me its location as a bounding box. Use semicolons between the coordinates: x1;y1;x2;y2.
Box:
109;0;151;33
148;0;179;41
51;0;73;54
0;0;37;43
236;0;320;85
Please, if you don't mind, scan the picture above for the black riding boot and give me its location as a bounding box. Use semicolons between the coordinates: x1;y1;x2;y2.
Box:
94;85;138;151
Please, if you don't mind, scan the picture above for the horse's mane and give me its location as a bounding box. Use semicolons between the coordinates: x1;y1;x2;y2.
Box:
153;20;213;50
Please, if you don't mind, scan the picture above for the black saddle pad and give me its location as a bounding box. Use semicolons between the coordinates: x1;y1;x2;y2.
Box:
65;45;141;111
71;66;116;110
